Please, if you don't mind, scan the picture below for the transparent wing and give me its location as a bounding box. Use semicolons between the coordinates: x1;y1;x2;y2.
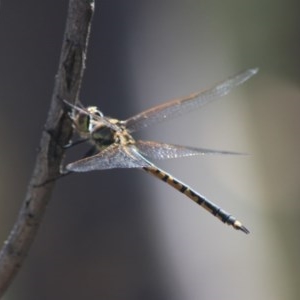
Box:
66;144;151;172
135;140;243;160
124;68;258;132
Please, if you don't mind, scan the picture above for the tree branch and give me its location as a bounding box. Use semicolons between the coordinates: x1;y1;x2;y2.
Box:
0;0;95;296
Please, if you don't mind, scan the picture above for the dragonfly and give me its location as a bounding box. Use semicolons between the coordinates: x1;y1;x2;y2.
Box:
64;68;258;234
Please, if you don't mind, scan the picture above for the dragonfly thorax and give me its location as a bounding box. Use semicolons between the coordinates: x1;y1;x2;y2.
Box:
90;122;135;150
91;124;116;147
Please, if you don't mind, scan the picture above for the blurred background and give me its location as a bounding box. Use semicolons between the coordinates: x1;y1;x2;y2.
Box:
0;0;299;299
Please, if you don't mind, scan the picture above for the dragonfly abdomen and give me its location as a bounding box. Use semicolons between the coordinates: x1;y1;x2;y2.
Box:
143;166;249;234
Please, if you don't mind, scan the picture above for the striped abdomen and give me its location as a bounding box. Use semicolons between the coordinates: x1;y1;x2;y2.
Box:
143;166;249;234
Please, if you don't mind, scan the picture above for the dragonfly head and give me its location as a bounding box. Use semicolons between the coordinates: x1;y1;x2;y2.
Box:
71;105;104;136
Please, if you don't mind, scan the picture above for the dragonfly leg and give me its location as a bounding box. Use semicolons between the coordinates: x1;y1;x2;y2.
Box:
143;167;249;234
63;138;89;149
32;170;73;188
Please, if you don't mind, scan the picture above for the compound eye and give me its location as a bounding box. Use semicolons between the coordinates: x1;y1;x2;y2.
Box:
75;113;90;133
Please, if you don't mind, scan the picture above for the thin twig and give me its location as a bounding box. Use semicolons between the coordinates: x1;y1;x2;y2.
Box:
0;0;95;296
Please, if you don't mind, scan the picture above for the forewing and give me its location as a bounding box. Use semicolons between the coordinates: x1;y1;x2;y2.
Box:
66;144;151;172
135;140;243;160
124;68;258;132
